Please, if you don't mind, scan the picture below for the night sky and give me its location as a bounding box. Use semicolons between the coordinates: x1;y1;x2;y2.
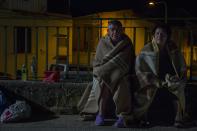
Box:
48;0;196;18
70;0;196;17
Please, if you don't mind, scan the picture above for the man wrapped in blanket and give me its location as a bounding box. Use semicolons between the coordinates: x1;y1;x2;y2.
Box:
77;20;136;128
135;24;187;127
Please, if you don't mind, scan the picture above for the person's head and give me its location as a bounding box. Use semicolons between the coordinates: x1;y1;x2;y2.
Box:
152;23;171;48
107;20;123;43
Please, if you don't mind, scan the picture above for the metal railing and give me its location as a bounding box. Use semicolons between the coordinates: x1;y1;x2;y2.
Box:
0;20;196;81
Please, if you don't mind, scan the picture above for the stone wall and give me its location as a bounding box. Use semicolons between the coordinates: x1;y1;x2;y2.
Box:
0;80;88;115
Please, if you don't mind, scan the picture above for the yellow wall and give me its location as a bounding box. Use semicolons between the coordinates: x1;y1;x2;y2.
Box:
72;10;154;65
72;16;100;65
97;10;154;55
0;10;194;79
0;18;73;79
72;10;193;79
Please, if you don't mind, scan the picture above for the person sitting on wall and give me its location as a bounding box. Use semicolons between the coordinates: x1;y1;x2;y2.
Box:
134;23;187;127
77;20;136;128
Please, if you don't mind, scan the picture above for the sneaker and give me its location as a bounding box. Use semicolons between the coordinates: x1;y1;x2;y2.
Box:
95;114;104;126
174;121;185;128
174;120;196;128
114;117;126;128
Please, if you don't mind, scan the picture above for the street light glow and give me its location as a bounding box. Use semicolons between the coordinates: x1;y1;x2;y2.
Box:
148;1;168;23
149;2;155;6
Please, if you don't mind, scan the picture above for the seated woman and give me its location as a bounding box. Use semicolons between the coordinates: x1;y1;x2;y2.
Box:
77;20;136;128
134;23;187;127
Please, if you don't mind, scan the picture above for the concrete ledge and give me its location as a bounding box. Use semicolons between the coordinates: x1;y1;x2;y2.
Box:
0;80;88;115
1;80;197;119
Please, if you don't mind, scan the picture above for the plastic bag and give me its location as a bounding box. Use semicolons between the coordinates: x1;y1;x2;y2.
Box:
0;100;31;123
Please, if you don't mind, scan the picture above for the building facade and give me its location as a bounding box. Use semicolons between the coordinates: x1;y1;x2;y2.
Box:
0;0;196;80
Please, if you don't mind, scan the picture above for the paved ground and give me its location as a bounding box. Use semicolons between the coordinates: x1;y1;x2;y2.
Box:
0;115;197;131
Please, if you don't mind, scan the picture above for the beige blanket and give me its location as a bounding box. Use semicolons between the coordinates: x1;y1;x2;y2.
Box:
134;41;187;121
78;34;135;122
